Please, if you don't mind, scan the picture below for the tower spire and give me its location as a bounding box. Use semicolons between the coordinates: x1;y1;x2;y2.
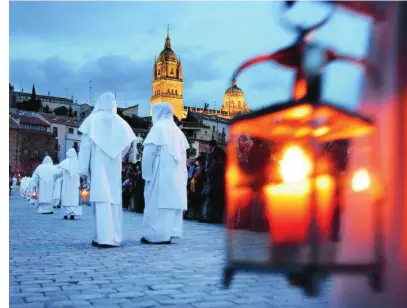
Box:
164;25;171;49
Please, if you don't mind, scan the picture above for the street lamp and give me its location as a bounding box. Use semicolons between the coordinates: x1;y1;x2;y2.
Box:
223;1;384;296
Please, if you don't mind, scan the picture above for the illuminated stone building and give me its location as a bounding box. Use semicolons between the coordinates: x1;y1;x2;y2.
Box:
150;27;184;120
220;78;249;117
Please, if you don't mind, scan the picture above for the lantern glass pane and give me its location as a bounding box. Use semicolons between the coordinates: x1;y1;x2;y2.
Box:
226;133;317;266
226;103;378;268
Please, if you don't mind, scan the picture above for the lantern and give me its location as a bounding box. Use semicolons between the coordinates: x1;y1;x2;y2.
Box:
31;191;37;200
80;188;90;205
223;1;385;296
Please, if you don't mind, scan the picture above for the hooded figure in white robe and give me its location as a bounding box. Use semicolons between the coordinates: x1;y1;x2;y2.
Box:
28;177;37;205
20;177;27;197
32;156;58;214
56;148;82;219
23;177;31;199
77;92;136;248
12;176;17;190
141;102;189;244
53;177;62;208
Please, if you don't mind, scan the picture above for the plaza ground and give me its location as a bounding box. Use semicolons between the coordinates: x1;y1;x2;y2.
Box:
9;195;330;308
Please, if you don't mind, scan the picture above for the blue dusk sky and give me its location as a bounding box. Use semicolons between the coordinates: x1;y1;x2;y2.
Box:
9;1;371;116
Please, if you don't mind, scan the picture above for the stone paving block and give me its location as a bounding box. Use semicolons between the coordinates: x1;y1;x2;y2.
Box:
51;299;92;307
158;298;199;305
193;300;235;308
25;296;58;303
121;299;159;308
69;293;107;300
107;291;145;299
9;296;26;305
150;283;185;290
10;303;46;308
90;298;131;306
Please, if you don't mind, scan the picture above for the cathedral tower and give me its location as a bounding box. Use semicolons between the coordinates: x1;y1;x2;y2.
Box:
150;27;184;119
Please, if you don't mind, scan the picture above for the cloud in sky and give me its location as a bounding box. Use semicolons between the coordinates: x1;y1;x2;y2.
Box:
9;1;371;116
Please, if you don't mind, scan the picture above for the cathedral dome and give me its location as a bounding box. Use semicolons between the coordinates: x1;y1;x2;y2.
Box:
224;79;244;96
221;78;249;117
158;48;177;62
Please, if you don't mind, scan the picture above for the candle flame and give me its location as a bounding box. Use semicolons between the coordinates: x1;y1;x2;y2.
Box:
351;168;371;192
280;146;313;183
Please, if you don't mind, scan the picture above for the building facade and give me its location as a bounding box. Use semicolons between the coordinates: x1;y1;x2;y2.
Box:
39;113;82;162
181;111;230;156
9;115;58;175
150;28;184;120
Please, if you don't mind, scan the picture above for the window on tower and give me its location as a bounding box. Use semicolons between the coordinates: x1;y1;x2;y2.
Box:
170;68;174;75
175;90;178;95
158;70;160;76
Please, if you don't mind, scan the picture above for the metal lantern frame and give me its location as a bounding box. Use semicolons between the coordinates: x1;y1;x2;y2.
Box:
223;1;385;296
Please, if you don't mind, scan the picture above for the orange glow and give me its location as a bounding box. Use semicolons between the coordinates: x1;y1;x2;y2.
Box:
293;79;307;101
316;175;336;239
351;168;371;192
289;105;312;119
264;180;311;244
294;127;311;138
280;146;313;183
227;187;253;225
226;165;241;189
313;126;330;137
31;191;37;199
80;189;89;203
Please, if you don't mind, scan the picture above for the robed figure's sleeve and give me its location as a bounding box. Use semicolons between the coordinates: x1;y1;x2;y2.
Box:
121;146;130;159
31;169;40;189
141;144;159;182
54;167;63;181
77;134;92;178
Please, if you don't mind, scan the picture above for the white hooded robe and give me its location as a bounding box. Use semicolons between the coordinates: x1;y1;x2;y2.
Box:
141;102;189;243
32;156;58;214
77;92;136;246
53;178;62;207
56;148;82;217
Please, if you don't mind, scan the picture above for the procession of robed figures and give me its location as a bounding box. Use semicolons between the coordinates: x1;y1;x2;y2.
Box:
17;92;189;247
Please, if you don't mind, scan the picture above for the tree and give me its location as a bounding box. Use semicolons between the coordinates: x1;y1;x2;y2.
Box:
15;86;42;112
54;106;69;116
43;105;50;113
68;106;73;117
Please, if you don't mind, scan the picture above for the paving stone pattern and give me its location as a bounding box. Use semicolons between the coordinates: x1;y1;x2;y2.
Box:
9;195;331;307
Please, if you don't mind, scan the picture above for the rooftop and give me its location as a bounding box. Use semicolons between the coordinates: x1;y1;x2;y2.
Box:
11;114;49;126
39;113;82;127
9;117;20;129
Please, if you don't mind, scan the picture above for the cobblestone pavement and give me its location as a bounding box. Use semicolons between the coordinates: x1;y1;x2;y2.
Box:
9;195;331;308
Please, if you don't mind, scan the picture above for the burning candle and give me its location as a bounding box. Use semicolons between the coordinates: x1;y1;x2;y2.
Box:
262;145;336;244
263;179;311;244
316;174;336;240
